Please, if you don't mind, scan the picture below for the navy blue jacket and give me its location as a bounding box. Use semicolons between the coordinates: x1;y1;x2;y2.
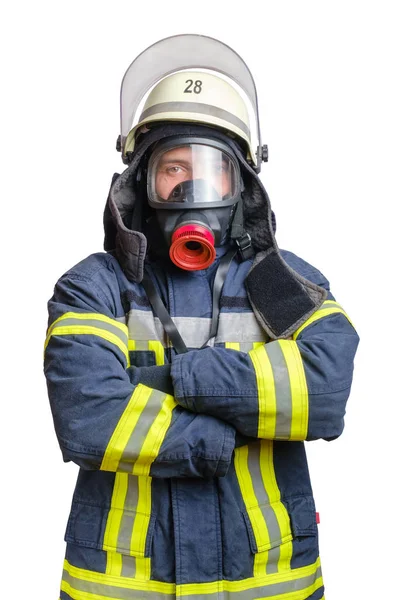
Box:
44;246;358;600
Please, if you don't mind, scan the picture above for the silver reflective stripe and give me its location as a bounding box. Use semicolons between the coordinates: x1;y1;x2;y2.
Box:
140;101;251;138
171;313;266;347
265;343;292;439
117;475;139;554
62;566;322;599
135;340;150;351
121;555;136;578
216;313;267;344
171;316;212;347
52;317;128;345
180;567;322;600
122;310;267;348
238;342;255;353
247;445;281;552
265;546;280;574
125;310;164;343
119;460;137;473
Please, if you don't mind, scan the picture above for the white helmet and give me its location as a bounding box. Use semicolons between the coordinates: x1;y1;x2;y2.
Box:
118;34;267;171
124;71;255;165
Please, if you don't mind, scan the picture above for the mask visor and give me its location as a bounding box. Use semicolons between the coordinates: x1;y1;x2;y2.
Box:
148;142;240;209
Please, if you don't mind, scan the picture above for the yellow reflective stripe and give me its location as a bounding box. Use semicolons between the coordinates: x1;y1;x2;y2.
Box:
293;300;354;340
128;339;136;351
278;341;309;441
101;385;152;472
234;446;271;550
178;557;321;594
45;325;130;365
47;311;129;336
133;395;177;476
102;387;176;475
178;576;323;597
148;340;165;365
105;550;122;577
103;473;128;573
248;345;277;438
252;341;265;350
253;551;268;576
61;575;323;600
239;441;292;575
249;341;308;441
130;476;152;557
259;441;292;572
277;539;293;573
63;558;175;593
63;556;321;595
135;557;151;580
103;475;153;569
225;342;241;350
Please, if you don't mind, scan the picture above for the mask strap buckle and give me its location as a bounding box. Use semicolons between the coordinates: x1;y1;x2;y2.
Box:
235;233;254;261
230;196;254;261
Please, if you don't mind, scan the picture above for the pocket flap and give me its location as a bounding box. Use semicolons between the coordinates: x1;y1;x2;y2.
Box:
242;500;293;554
65;501;156;557
283;495;318;537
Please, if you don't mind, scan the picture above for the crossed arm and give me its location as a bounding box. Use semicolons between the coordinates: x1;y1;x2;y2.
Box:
45;268;359;479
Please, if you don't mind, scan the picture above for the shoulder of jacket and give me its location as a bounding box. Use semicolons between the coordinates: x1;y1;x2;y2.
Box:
279;249;329;287
51;252;129;316
60;252;122;283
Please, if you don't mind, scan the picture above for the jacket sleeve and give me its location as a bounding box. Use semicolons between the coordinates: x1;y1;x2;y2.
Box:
171;271;360;442
44;271;235;478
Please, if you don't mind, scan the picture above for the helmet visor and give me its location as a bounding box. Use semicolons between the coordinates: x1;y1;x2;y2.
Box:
148;142;240;208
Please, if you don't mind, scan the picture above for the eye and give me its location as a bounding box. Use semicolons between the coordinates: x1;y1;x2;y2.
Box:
166;165;184;174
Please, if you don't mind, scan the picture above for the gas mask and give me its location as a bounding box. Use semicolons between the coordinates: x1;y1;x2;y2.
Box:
146;136;242;270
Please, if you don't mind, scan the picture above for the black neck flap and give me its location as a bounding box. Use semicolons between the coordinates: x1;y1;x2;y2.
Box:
245;249;327;339
233;153;327;339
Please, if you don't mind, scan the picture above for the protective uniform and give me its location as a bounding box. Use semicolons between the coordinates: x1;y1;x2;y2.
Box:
44;35;359;600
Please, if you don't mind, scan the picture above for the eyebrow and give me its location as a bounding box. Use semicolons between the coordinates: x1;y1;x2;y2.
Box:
158;159;192;167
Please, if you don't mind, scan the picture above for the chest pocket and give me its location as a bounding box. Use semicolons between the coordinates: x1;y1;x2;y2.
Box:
123;308;166;367
128;340;165;367
234;440;293;572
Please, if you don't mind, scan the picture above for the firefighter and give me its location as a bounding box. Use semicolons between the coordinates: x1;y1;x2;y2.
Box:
44;34;359;600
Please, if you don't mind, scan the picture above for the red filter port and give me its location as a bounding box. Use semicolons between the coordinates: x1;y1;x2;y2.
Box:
170;225;216;271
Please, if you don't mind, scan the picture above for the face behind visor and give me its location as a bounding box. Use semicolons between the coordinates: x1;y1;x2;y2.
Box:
146;137;242;270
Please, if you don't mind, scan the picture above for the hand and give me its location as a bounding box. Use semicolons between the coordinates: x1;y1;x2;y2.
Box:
127;364;173;395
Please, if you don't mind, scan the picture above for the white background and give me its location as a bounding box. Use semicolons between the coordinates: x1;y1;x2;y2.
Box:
2;1;399;598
